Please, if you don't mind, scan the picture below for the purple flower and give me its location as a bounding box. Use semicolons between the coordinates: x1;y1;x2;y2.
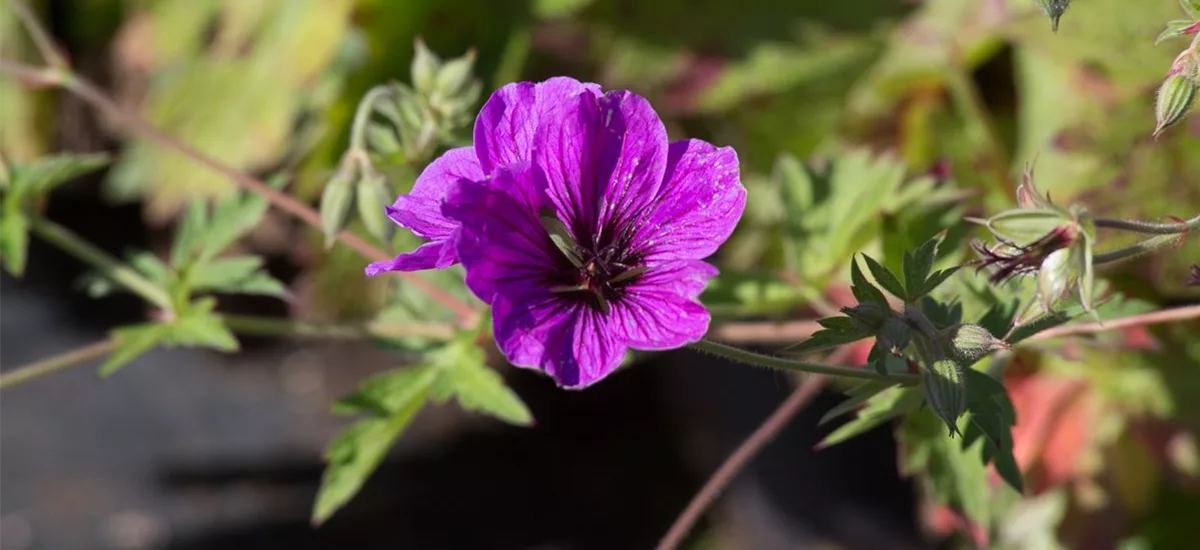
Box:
365;78;602;275
370;77;745;388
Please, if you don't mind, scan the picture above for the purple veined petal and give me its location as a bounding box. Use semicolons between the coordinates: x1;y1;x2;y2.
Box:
607;286;710;351
593;90;670;235
364;240;456;275
442;167;559;304
635;260;720;299
492;292;625;389
634;139;745;262
387;146;484;240
533;91;605;239
474;77;603;175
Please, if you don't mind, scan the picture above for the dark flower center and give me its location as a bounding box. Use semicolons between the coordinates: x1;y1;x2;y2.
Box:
540;210;645;313
554;242;645;314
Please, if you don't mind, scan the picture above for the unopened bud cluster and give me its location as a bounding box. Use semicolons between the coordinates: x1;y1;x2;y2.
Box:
320;40;483;246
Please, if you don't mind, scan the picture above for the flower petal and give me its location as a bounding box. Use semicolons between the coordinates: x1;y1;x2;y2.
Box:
635;140;744;261
443;168;558;304
492;292;625;389
474;78;602;174
387;146;483;240
364;241;455;275
607;260;715;349
593;90;670;233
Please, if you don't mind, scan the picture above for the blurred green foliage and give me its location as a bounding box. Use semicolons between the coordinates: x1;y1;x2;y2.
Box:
3;0;1199;546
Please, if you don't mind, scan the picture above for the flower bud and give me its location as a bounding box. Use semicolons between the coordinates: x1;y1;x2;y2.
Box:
1155;72;1197;139
320;171;355;249
1036;247;1077;311
922;358;967;437
1033;0;1071;32
356;173;394;243
435;50;477;100
942;324;1009;364
1015;165;1053;209
411;39;440;96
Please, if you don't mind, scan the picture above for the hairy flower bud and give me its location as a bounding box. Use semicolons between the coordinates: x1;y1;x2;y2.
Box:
942;324;1009;364
320;171;356;249
1033;0;1072;32
356;173;394;243
1155;72;1197;138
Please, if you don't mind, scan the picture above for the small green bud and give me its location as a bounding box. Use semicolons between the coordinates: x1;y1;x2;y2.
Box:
1036;247;1078;312
356;173;394;244
922;358;967;437
434;49;477;100
1033;0;1071;32
942;324;1009;364
319;171;355;249
365;123;403;156
1154;72;1197;139
411;39;440;96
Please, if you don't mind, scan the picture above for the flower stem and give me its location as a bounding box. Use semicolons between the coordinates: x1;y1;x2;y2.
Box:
1094;213;1200;235
690;339;919;383
0;338;117;390
31;216;173;310
222;314;454;341
348;85;394;155
1094;234;1187;265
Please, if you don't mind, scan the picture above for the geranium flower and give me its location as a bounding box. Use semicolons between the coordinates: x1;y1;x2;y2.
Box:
370;77;745;388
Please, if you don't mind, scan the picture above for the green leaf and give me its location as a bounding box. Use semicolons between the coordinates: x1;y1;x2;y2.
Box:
900;410;993;528
819;386;923;448
189;256;285;297
916;266;963;299
333;365;439;417
313;384;430;525
14;153;110;194
850;255;889;306
125;251;171;285
443;359;533;426
861;254;907;300
0;202;29;276
197;178;278;262
99;323;171;377
169;308;239;352
819;380;898;426
783;319;871;355
171;200;209;268
902;232;944;299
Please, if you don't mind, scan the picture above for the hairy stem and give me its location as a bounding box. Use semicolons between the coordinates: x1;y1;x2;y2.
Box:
348;85;394;156
1094;233;1188;265
690;339;920;383
1094;213;1200;235
31;217;173;310
0;338;118;390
